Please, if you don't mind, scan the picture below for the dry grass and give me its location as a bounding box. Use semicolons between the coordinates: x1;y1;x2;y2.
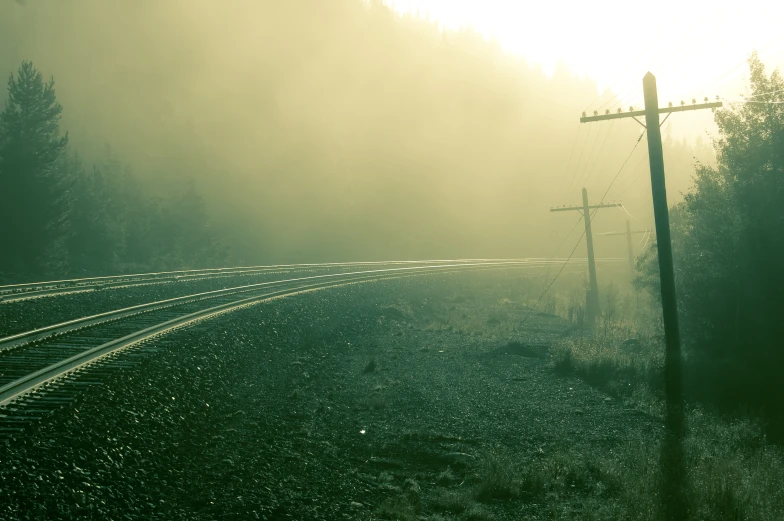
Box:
376;273;784;519
684;410;784;521
546;302;784;519
549;335;664;417
473;448;522;501
436;467;457;485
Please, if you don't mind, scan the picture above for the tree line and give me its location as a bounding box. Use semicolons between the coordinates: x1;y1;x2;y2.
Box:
5;0;705;264
0;61;229;280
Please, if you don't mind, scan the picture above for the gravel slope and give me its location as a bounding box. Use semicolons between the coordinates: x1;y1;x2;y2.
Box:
0;271;660;520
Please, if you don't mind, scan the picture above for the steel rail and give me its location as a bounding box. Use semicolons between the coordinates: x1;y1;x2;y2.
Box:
0;271;416;407
0;264;368;301
0;260;482;292
0;261;572;407
0;268;304;303
0;258;606;298
0;259;599;353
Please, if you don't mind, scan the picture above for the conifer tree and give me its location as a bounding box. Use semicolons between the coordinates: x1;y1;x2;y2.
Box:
0;61;69;273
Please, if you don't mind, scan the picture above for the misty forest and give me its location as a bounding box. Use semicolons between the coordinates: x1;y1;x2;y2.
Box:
1;1;783;520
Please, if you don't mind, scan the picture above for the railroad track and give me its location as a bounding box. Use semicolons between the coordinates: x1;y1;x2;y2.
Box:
0;260;414;302
0;258;621;441
0;258;598;302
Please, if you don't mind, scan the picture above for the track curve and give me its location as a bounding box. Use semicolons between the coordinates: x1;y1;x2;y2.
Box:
0;258;623;439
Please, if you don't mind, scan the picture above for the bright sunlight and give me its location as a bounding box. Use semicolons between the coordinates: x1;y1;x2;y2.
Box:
386;0;784;109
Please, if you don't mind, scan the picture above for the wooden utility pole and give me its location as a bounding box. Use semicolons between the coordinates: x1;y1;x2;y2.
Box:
580;73;722;520
551;189;622;326
625;220;635;274
580;79;721;358
599;220;652;277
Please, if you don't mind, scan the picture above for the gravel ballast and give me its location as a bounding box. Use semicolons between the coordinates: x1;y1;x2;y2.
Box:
0;271;660;520
0;266;371;338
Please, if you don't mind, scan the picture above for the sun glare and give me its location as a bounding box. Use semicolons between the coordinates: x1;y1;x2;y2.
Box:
385;0;784;109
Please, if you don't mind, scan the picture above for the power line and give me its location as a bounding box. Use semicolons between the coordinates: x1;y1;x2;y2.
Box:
598;131;647;204
551;124;583;206
742;87;784;99
616;203;636;220
687;37;784;100
617;153;650;197
538;213;583;291
725;98;784;105
578;120;615;189
564;122;595;194
518;222;588;329
569;121;606;192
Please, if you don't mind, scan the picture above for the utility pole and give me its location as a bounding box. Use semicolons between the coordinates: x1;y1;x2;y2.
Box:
599;220;652;277
580;79;721;359
580;73;722;521
551;189;622;326
625;220;634;274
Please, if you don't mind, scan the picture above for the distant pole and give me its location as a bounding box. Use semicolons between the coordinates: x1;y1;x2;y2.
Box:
597;224;649;281
551;192;622;328
625;219;635;276
582;188;600;324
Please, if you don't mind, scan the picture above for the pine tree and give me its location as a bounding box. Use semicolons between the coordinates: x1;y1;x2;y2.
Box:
0;61;69;274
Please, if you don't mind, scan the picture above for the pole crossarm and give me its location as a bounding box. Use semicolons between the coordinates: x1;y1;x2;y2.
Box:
599;229;651;236
550;202;622;213
580;101;722;123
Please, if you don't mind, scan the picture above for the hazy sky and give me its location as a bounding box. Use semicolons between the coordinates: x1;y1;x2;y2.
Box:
0;0;733;261
386;0;784;110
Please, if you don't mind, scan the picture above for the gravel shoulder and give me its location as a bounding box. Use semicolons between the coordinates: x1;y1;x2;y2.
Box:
0;270;661;520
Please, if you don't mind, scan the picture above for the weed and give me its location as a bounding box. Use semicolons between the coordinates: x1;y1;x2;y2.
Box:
364;359;378;373
436;467;457;486
548;336;663;411
474;448;519;501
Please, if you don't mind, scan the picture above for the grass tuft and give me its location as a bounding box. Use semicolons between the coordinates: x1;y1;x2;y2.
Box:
436;466;457;486
549;336;664;415
474;448;520;501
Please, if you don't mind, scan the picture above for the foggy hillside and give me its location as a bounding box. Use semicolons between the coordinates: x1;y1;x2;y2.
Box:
0;0;712;265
